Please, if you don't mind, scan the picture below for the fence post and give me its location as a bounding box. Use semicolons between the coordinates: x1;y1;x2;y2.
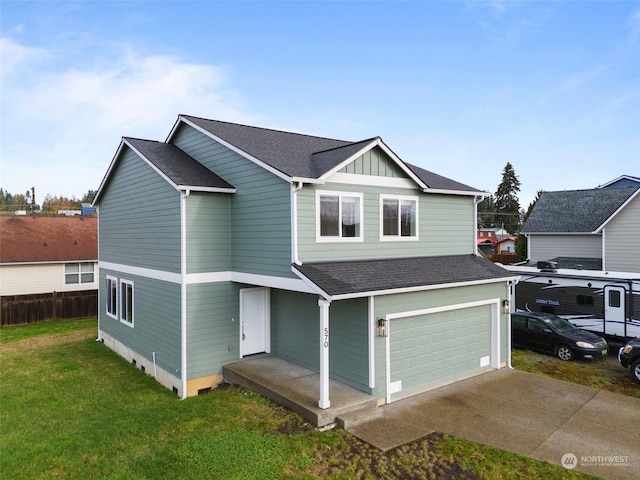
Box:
52;291;57;321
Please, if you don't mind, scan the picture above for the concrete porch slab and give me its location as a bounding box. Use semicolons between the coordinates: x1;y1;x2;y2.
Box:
222;356;378;427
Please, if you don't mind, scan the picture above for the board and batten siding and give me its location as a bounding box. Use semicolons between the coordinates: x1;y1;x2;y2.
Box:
98;147;181;273
297;183;475;262
186;282;240;379
172;124;293;278
186;193;231;274
604;195;640;273
372;282;507;398
339;147;406;177
98;268;182;377
528;234;602;263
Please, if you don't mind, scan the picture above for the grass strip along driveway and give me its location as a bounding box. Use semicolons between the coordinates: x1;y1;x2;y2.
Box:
1;319;597;479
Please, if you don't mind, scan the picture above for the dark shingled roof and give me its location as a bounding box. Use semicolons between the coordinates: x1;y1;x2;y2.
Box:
125;138;235;191
293;255;511;297
181;115;483;193
0;216;97;264
522;186;639;233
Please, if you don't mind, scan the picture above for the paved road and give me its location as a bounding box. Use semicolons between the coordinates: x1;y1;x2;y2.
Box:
347;369;640;479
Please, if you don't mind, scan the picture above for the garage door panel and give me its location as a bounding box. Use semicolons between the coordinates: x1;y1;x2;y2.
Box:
389;305;492;401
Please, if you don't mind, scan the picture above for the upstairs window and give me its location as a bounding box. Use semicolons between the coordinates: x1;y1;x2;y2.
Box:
380;195;418;240
317;191;363;241
65;262;95;285
120;280;134;327
105;276;117;319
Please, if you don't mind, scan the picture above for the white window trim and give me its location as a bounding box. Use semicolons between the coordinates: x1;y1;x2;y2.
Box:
105;275;118;320
64;262;95;286
119;279;135;328
315;190;364;243
379;194;419;241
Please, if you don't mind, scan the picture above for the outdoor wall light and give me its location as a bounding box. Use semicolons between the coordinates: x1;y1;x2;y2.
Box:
378;318;388;337
502;299;510;314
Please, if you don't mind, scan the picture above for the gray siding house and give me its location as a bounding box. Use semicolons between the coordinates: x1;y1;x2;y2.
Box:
93;115;516;408
522;185;640;273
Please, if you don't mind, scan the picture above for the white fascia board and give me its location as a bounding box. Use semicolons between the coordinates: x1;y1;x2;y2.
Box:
176;185;236;194
423;188;488;197
93;139;127;206
176;116;293;184
1;260;97;266
327;172;417;189
291;177;325;185
123;139;181;192
99;261;182;284
290;266;333;300
593;188;640;233
329;275;520;301
525;231;596;235
318;138;428;190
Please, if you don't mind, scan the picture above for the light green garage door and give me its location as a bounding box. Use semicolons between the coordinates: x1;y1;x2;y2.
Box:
389;305;492;401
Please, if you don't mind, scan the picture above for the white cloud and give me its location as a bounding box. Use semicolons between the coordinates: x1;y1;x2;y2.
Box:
0;38;255;198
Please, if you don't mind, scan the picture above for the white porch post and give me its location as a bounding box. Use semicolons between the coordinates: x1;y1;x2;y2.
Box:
318;298;331;409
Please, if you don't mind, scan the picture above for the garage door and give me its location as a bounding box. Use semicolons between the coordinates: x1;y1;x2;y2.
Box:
389;305;492;401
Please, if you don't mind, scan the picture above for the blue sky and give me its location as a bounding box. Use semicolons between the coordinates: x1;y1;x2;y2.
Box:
1;1;638;208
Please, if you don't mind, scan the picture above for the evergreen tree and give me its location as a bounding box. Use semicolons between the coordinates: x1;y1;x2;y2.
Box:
494;162;521;234
515;190;543;261
477;195;496;228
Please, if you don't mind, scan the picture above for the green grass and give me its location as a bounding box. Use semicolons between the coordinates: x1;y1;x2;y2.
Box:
1;319;595;479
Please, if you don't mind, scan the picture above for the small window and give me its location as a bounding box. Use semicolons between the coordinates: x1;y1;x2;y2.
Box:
528;319;546;332
120;280;134;326
577;295;594;306
316;191;362;241
65;262;95;285
105;276;118;319
380;195;418;240
609;290;621;308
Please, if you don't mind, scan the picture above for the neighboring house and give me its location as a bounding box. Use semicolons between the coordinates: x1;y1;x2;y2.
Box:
597;175;640;189
93;115;517;407
521;185;640;273
0;216;98;324
495;236;516;254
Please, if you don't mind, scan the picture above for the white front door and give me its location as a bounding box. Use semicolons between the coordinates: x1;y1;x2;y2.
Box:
604;285;626;336
240;288;270;357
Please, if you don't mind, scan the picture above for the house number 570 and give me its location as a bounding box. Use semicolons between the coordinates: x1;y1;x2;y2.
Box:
323;327;329;348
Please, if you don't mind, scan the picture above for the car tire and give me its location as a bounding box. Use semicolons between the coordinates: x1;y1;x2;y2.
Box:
556;345;574;361
630;359;640;385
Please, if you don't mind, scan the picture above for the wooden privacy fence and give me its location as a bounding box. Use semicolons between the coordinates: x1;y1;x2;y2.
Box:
1;290;97;326
490;253;519;265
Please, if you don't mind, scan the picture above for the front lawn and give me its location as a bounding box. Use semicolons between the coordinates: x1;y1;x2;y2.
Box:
1;319;593;479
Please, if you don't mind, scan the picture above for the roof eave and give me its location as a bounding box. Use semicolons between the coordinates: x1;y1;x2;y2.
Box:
594;188;640;232
178;185;237;194
422;187;488;197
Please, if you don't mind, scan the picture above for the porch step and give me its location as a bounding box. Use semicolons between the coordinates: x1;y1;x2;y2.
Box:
336;404;383;430
222;356;378;428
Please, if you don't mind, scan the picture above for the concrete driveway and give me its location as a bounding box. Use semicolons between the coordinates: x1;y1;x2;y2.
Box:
346;369;640;479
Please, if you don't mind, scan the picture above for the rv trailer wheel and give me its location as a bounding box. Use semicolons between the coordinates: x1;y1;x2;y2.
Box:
631;359;640;385
556;345;574;361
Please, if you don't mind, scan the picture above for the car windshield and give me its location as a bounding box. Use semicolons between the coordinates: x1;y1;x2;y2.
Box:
541;316;578;333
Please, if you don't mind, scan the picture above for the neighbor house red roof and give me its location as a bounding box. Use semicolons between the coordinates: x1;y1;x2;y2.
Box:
0;216;97;264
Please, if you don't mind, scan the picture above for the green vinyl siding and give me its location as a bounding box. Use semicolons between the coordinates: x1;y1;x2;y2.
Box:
340;147;406;177
98;147;181;272
98;268;182;377
186;193;231;274
271;290;370;392
186;282;240;379
172;124;293;278
271;290;318;370
298;183;475;262
372;283;507;398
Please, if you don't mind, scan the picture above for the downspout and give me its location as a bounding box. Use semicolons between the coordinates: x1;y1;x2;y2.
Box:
291;181;304;266
506;280;516;369
95;205;101;341
473;195;483;255
601;227;606;271
180;189;190;399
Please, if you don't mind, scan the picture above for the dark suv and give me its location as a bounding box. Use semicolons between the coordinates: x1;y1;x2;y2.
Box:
618;338;640;384
511;311;608;361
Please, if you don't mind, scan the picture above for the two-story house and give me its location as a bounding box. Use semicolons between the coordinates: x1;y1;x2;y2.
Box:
93;115;516;414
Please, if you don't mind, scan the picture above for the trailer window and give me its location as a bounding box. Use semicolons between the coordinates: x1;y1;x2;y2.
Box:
608;290;621;308
577;295;594;306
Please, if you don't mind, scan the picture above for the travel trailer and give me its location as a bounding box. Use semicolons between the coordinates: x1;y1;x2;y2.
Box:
503;262;640;340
